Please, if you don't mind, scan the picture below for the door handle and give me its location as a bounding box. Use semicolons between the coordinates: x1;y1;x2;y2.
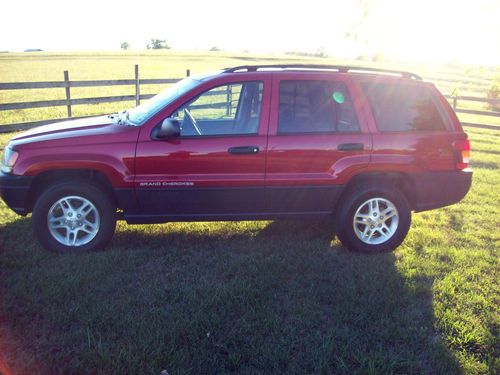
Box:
337;143;364;151
228;146;260;154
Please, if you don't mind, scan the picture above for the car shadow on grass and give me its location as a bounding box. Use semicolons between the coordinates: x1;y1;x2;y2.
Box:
1;218;462;374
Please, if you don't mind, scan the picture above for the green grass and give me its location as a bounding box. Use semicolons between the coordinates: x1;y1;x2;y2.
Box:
0;127;498;374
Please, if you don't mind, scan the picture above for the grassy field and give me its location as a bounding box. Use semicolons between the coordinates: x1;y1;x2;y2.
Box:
0;53;499;374
0;51;499;127
0;125;498;374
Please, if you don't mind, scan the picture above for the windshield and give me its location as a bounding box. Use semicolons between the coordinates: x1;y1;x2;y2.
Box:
127;77;200;125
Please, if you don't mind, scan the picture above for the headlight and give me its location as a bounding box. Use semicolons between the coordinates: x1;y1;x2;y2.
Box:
1;146;19;174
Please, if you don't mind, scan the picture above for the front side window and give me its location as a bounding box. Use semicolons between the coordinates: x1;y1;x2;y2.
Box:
278;80;360;134
171;81;263;136
361;83;447;132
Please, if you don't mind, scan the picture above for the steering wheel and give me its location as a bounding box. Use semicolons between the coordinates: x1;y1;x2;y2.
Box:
183;108;202;136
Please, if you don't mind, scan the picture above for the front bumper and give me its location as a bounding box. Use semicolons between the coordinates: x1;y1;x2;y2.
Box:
411;169;472;212
0;172;34;215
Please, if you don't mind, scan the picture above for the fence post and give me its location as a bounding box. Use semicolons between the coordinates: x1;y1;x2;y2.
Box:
135;64;140;106
64;70;72;118
186;69;190;77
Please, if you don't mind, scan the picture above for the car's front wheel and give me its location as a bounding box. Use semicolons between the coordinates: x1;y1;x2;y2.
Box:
335;184;411;253
32;181;116;252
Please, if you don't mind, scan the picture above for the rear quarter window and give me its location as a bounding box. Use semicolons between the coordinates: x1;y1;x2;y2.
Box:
362;83;448;132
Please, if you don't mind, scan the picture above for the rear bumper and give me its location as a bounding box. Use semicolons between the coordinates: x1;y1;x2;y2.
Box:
411;169;472;212
0;172;33;215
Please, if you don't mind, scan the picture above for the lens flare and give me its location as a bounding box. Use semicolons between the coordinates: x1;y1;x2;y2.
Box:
332;91;345;104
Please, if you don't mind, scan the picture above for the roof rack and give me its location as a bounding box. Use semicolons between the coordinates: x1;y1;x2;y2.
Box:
223;64;422;80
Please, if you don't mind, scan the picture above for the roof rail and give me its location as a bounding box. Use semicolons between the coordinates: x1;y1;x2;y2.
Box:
223;64;422;80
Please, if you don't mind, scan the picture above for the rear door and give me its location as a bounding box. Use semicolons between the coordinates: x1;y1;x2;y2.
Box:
134;74;271;218
265;73;371;215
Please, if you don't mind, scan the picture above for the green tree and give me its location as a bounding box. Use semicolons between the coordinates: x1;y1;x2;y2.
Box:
315;47;328;58
120;42;130;50
147;39;170;50
345;0;382;60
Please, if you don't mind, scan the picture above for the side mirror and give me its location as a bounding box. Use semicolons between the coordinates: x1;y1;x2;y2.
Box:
152;118;180;139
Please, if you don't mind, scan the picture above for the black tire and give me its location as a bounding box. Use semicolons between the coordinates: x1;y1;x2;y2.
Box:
335;184;411;253
32;180;116;253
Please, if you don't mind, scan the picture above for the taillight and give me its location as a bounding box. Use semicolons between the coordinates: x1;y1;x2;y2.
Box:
453;139;470;170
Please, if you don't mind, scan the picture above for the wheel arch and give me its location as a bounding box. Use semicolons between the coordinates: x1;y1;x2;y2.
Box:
26;169;117;212
335;172;416;212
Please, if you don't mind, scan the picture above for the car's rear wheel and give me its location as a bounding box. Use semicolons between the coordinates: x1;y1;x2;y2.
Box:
335;184;411;253
32;181;116;252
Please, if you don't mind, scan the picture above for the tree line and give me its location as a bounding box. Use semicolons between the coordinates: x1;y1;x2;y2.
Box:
121;39;171;50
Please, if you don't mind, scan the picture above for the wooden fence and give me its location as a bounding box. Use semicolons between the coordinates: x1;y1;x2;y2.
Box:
1;65;499;132
443;95;500;130
0;65;187;132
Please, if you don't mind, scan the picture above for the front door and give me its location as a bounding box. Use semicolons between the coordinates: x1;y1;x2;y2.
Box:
134;76;271;219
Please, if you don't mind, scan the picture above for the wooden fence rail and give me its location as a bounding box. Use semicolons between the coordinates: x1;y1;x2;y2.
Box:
0;78;179;90
444;94;500;112
1;66;499;133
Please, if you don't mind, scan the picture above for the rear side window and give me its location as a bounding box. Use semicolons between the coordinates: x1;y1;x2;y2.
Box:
362;83;447;132
278;80;360;134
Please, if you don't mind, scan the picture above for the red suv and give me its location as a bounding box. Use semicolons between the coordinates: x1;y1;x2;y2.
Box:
0;65;472;253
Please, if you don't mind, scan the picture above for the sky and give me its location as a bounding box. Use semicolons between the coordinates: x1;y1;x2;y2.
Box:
1;0;499;65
